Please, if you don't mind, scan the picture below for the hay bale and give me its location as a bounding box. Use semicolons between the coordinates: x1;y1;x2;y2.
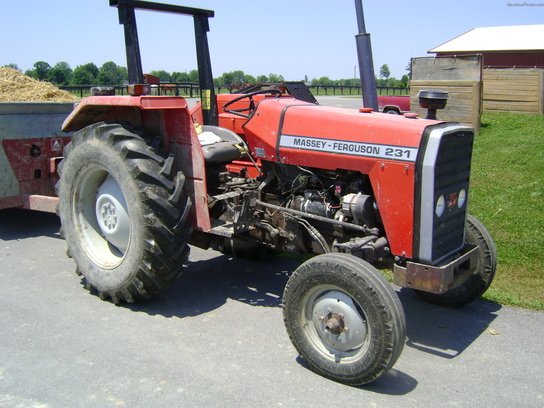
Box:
0;68;79;102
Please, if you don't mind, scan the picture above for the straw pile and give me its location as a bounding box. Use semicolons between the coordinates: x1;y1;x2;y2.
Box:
0;68;79;102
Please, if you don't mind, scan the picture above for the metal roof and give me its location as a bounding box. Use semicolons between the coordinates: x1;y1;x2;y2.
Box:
429;25;544;53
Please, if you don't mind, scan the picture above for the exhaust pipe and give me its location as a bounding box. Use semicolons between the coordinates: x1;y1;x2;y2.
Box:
354;0;378;111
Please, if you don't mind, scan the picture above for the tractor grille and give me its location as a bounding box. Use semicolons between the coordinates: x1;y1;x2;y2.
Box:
415;124;474;265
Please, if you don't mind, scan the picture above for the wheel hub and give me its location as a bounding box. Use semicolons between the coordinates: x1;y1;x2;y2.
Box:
100;201;118;230
311;290;368;352
324;312;345;335
95;176;130;253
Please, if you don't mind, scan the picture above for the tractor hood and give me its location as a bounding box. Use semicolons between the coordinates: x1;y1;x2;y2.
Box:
243;98;436;173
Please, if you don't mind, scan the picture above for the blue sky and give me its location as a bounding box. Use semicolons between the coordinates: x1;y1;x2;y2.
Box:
1;0;542;81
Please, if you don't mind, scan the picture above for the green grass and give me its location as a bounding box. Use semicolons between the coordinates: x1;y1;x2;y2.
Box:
468;112;544;310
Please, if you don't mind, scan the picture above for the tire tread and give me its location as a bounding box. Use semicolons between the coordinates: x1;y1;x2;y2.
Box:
56;121;192;304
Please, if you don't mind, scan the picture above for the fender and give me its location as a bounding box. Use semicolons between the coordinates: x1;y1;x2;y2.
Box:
62;95;211;232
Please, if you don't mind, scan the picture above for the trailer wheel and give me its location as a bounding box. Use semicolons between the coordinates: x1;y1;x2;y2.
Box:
283;253;406;385
414;214;497;307
56;122;192;303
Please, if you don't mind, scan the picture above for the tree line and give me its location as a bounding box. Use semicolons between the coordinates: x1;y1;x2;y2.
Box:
2;61;409;88
3;61;127;86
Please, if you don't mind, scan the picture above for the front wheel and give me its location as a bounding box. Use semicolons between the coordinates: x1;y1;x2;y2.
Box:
414;214;497;307
283;253;406;385
56;122;192;303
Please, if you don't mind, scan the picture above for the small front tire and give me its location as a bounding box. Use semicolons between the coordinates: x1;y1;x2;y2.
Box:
283;253;406;385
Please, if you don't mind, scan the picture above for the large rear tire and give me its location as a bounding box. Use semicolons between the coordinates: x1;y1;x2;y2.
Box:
56;122;192;303
414;214;497;307
283;253;406;385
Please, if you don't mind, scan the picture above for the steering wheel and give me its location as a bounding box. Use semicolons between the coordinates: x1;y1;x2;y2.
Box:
223;89;283;118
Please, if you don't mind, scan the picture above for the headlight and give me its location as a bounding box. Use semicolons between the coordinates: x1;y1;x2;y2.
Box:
436;195;446;217
458;189;467;208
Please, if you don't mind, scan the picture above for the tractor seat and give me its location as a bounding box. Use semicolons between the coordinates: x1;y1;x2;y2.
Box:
199;125;247;164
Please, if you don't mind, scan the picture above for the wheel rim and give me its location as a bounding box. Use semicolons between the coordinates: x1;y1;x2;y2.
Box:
303;284;370;362
71;164;130;268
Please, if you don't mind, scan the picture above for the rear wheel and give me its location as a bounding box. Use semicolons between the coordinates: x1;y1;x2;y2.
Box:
56;122;192;303
414;214;497;307
283;253;406;385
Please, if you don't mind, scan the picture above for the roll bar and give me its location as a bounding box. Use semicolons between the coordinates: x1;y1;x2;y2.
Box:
110;0;218;125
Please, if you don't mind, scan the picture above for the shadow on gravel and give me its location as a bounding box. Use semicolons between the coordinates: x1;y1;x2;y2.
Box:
128;249;501;370
2;207;500;364
398;287;501;359
126;250;296;318
0;208;61;240
295;355;419;395
358;368;418;395
128;250;500;397
2;209;506;398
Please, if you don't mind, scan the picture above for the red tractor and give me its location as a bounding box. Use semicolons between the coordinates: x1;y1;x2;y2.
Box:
55;0;496;385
